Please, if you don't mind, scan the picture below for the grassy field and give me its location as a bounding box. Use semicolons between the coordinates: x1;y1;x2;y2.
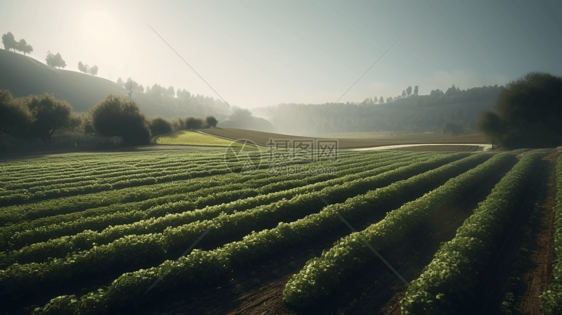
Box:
201;127;490;149
156;130;244;146
0;148;560;315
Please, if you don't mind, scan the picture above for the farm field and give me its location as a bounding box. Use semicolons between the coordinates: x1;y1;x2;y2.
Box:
0;148;560;315
155;131;245;147
201;128;490;149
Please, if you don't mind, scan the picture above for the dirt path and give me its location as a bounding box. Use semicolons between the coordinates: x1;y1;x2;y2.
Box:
515;152;558;314
352;143;492;151
225;274;296;315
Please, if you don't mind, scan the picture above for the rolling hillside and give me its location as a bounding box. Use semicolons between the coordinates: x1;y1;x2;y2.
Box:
0;49;177;117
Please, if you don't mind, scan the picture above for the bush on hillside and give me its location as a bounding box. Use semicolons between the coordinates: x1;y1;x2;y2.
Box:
149;116;173;137
91;94;151;146
479;72;562;148
205;115;218;128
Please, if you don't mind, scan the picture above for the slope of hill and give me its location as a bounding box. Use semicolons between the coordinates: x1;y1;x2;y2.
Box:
0;49;176;116
253;85;503;135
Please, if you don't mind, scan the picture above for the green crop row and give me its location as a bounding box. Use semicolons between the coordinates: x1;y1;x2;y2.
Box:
3;157;230;191
1;151;225;180
282;153;516;307
1;153;429;265
0;151;410;252
540;154;562;315
1;154;458;300
400;153;541;314
0;150;392;227
3;153;231;188
0;151;402;245
0;159;255;205
31;153;489;315
1;157;237;196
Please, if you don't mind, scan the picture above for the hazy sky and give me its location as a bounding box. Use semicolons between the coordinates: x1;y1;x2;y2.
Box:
1;0;561;109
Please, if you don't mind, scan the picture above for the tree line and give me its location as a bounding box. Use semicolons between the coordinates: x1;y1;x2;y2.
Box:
1;32;33;55
2;31;98;76
478;72;562;149
115;77;231;120
0;90;217;148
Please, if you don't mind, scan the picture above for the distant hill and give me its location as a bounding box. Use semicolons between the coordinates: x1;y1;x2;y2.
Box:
253;85;504;135
0;49;179;117
219;115;276;132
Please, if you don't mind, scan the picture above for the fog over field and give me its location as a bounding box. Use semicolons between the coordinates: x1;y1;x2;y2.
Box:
1;0;561;136
3;2;562;315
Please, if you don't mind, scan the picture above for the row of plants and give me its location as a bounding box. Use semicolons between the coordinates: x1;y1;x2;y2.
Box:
1;153;430;265
2;151;228;183
0;153;459;300
0;150;393;228
0;152;413;249
1;156;239;195
31;153;490;314
540;154;562;314
1;149;360;177
282;153;517;307
0;173;253;227
0;159;258;205
0;151;226;182
3;155;233;190
400;153;542;314
0;151;406;248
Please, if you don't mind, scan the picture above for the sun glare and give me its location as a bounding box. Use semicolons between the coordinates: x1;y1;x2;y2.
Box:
83;11;116;41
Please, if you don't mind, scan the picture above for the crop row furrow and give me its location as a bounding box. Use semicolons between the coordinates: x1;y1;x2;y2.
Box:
0;160;256;205
1;153;428;264
0;151;399;232
400;153;541;314
31;153;495;314
2;157;240;193
0;151;393;227
4;157;233;190
1;154;459;299
282;153;517;307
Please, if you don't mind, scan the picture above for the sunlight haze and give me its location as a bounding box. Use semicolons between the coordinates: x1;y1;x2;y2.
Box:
1;0;561;109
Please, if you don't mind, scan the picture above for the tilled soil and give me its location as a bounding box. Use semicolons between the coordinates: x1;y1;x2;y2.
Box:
515;152;557;314
114;155;515;315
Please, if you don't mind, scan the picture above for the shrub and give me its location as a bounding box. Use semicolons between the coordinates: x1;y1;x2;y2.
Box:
91;94;151;146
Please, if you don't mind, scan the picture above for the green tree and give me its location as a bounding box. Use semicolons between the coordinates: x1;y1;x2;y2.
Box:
406;86;412;96
205;115;218;127
91;94;151;145
479;72;562;148
78;61;89;73
19;93;75;142
379;96;384;104
46;51;66;69
0;90;35;138
149;116;173;136
89;65;98;76
16;39;33;55
2;32;17;51
414;86;419;95
185;116;203;129
125;78;143;99
401;90;406;97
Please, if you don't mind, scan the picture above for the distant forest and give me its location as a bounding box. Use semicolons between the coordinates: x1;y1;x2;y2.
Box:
115;77;231;121
254;85;505;135
1;39;506;136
